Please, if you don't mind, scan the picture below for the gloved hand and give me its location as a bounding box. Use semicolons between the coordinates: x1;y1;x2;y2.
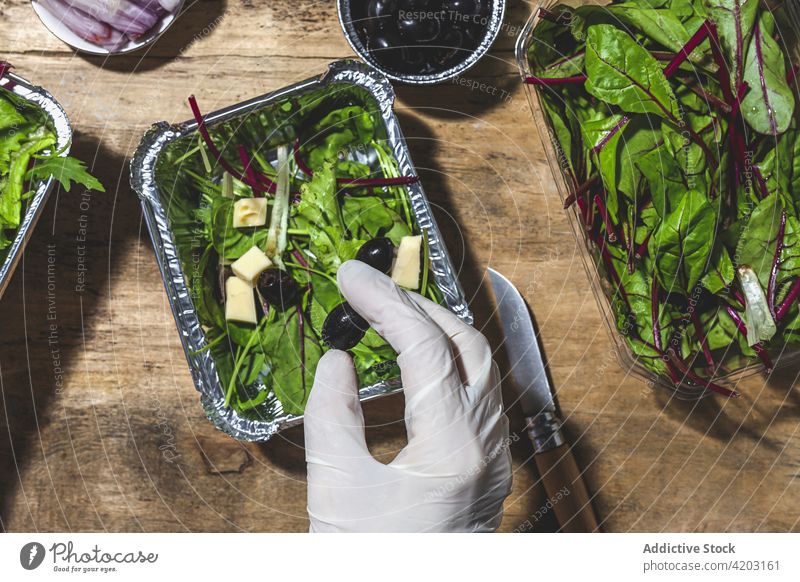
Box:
304;260;512;532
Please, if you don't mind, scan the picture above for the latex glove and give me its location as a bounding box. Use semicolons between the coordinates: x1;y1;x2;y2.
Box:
305;260;512;533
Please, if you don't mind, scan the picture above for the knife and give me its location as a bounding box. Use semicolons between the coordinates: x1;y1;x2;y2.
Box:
488;268;600;533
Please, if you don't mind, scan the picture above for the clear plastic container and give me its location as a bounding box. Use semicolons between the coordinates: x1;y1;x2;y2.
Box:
514;0;800;398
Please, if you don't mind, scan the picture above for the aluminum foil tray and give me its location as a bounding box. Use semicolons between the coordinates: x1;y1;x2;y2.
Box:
0;71;72;299
130;59;471;441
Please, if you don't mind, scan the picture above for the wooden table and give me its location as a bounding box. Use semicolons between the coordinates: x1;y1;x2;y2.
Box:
1;0;799;533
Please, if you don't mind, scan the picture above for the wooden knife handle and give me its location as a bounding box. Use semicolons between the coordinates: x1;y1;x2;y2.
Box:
534;443;600;533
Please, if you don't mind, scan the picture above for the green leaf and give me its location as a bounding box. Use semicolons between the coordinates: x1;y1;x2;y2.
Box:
663;122;707;192
584;24;682;121
617;117;662;200
265;311;322;415
581;114;627;218
740;10;795;135
700;305;740;350
0;135;55;229
192;246;225;329
737;193;800;289
539;51;585;78
755;128;794;204
541;92;577;176
653;189;717;292
0;128;28;174
607;4;704;66
703;0;759;87
0;95;26;131
529;5;578;68
701;245;735;293
342;196;395;239
210;197;268;260
27;155;105;193
636;146;687;217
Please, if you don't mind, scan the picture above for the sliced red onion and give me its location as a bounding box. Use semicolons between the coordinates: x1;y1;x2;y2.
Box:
39;0;127;49
157;0;181;11
64;0;159;37
738;266;777;347
128;0;168;15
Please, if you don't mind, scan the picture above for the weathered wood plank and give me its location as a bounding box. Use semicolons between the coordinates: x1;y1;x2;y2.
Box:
1;0;798;533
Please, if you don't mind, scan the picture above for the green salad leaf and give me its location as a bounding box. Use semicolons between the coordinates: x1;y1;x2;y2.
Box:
528;0;800;395
158;90;444;416
0;87;103;255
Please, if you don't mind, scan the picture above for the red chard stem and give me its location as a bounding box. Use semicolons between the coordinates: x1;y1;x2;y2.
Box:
338;176;419;187
768;211;786;316
575;195;591;227
188;96;273;194
0;61;12;81
663;23;710;77
635;232;651;260
666;351;738;397
237;145;263;196
565;175;600;209
652;280;663;353
525;75;587;86
594;193;617;243
775;278;800;322
591;116;630;154
690;308;716;373
788;64;799;85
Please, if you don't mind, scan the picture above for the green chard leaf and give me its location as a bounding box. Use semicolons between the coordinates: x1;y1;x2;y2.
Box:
636;146;687;217
653;189;717;292
606;3;707;68
740;10;795;135
737;193;800;289
703;0;759;87
581;113;627;218
261;310;322;415
617;117;662;200
584;24;683;122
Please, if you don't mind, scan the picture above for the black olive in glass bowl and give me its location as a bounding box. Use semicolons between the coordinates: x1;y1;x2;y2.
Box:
366;0;397;33
356;237;395;274
434;27;466;67
338;0;505;84
322;302;370;350
257;268;300;310
397;14;441;43
446;0;481;15
367;30;408;70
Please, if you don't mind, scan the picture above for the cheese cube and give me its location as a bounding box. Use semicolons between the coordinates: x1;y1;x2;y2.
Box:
231;246;272;284
391;235;422;290
232;198;268;228
225;277;257;324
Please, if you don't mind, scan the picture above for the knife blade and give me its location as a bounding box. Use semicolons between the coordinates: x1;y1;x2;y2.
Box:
488;268;600;533
488;268;554;418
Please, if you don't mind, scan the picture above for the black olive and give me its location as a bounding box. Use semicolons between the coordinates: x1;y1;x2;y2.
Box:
401;46;430;73
322;302;370;350
398;0;434;9
446;0;480;15
462;22;485;44
397;14;441;43
356;238;395;274
257;268;300;310
433;27;465;66
367;31;407;70
367;0;398;30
